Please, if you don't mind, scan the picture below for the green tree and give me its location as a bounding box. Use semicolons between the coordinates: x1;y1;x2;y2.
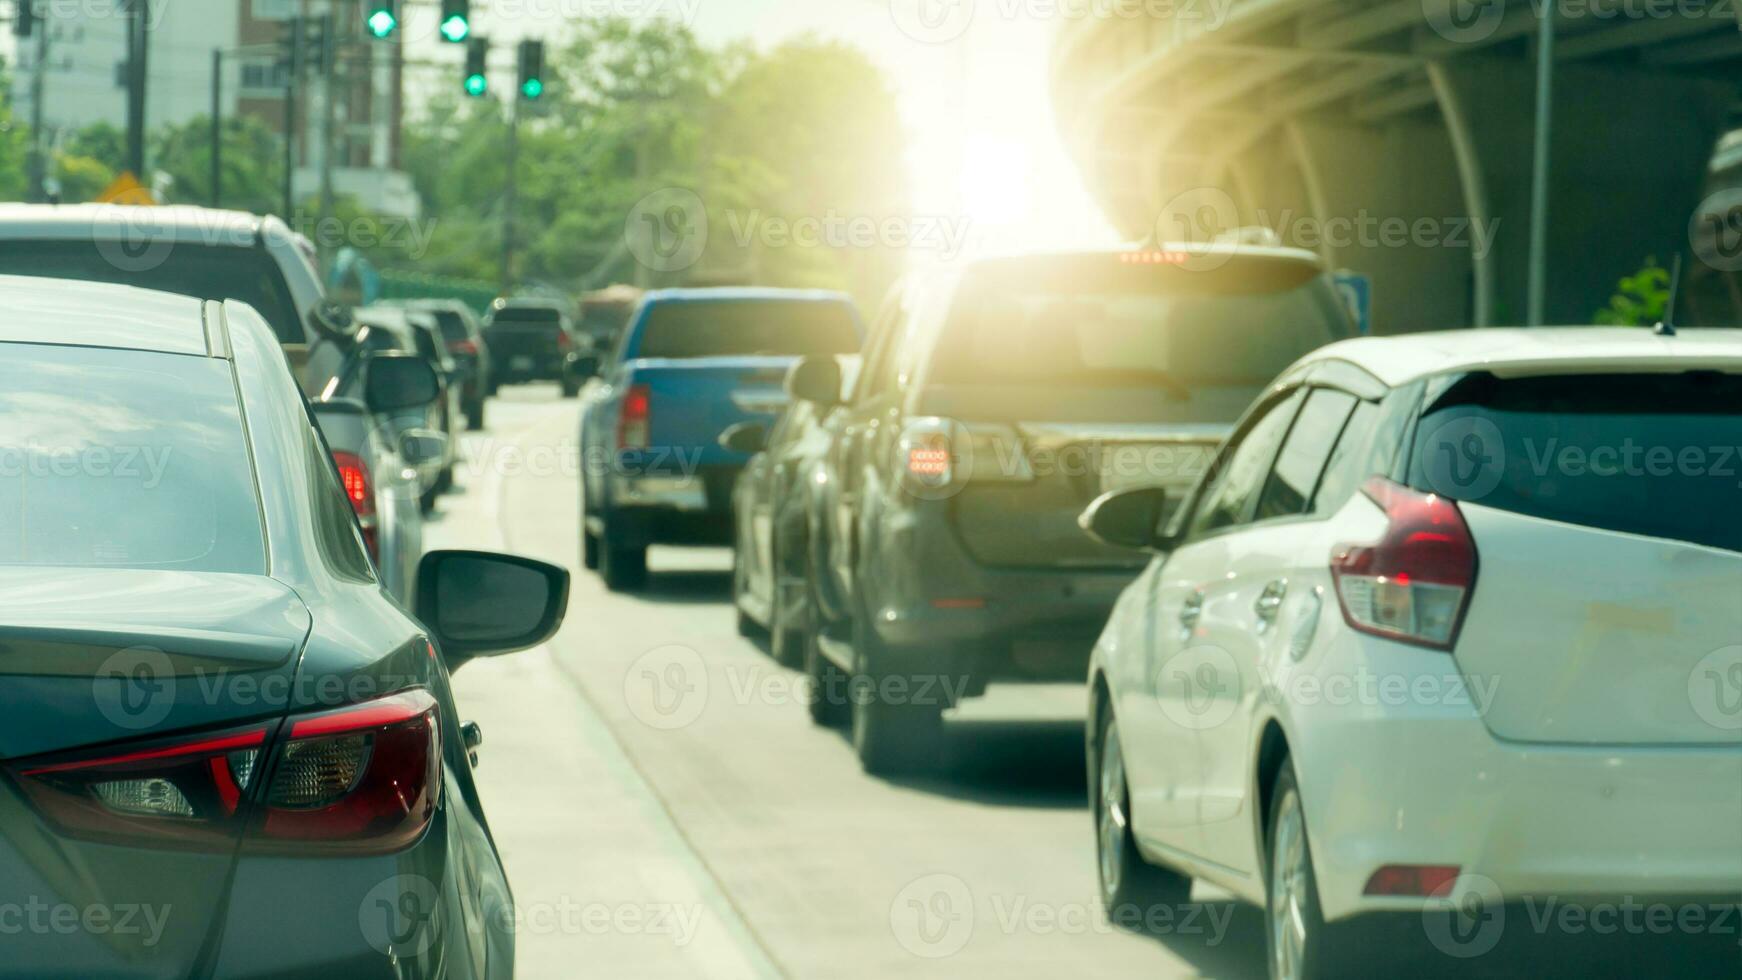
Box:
1594;258;1672;327
0;59;31;200
53;154;115;202
150;114;283;214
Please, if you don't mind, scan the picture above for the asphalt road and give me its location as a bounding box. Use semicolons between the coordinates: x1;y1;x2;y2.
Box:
427;387;1266;980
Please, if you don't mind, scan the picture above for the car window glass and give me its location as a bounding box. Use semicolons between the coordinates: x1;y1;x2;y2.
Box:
1188;388;1305;538
856;302;905;403
0;343;266;572
1256;388;1358;520
1310;399;1381;515
300;402;377;582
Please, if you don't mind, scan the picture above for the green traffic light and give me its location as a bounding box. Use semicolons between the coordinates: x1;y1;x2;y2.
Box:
521;78;544;100
366;9;397;38
465;74;488;97
440;15;469;43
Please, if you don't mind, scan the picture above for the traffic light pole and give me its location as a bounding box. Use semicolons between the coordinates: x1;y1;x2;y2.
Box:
282;15;302;221
26;3;49;202
125;0;149;177
319;9;337;231
500;96;519;292
210;48;222;207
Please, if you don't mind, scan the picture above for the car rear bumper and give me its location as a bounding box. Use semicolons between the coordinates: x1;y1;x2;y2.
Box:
866;502;1142;690
1294;634;1742;925
601;466;739;547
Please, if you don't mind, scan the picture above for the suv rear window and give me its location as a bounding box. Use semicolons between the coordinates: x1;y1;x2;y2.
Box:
427;309;470;343
636;300;860;359
0;343;267;572
929;254;1350;389
1410;372;1742;553
491;306;563;326
0;240;303;345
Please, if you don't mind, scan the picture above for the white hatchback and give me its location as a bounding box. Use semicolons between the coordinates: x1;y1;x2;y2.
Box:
1080;328;1742;979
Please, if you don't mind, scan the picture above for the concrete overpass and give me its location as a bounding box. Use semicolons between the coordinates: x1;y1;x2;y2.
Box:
1050;0;1741;331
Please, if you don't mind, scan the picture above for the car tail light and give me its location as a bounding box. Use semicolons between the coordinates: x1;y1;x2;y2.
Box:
448;339;478;356
13;727;268;848
9;690;441;855
556;330;573;350
618;384;651;450
1331;477;1477;650
898;417;960;490
254;689;440;852
333;451;379;564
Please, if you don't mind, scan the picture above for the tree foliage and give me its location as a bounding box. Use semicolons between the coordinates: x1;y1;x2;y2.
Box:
1594;258;1672;327
403;18;909;309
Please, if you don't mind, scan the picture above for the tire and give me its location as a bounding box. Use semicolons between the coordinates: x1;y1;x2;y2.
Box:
1265;762;1340;980
767;532;805;669
466;399;485;431
730;546;762;638
1093;703;1191;927
560;377;580;398
597;519;647;592
580;497;600;570
434;465;454;495
848;616;943;776
804;625;849;727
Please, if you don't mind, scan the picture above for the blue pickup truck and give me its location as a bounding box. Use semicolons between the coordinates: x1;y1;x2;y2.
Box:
578;287;864;590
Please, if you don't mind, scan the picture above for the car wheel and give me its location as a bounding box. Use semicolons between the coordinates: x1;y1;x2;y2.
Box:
1094;704;1190;925
434;465;454;495
767;533;805;669
1266;762;1340;980
598;520;647;592
804;624;849;727
466;399;485;430
582;529;600;570
849;616;943;776
560;377;580;398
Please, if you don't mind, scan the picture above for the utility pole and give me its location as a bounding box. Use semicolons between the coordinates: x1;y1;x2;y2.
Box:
501;96;519;292
210;48;222;207
26;1;49;202
1525;4;1555;327
125;0;148;177
319;6;338;231
282;15;303;220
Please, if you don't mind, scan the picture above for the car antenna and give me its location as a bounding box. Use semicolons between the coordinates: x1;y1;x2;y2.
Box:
1653;253;1682;337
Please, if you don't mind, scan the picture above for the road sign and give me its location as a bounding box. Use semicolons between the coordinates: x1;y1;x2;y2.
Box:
95;171;156;205
1333;270;1371;336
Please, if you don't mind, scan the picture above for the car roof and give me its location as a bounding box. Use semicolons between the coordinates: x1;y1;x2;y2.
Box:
1298;327;1742;387
0;203;268;245
642;286;854;304
0;274;210;356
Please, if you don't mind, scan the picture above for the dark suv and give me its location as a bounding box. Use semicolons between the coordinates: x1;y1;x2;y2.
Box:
794;246;1355;774
483;298;588;396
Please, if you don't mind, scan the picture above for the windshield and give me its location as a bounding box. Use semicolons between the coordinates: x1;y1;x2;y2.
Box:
0;344;266;572
428;309;470;343
635;300;860;359
929;255;1351;389
0;240;304;346
491;306;564;328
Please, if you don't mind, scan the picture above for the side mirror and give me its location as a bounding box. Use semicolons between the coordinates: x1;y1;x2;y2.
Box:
364;352;441;414
1079;486;1171;551
786;355;842;407
308;301;356;342
718;421;768;455
400;428;448;467
416;550;570;669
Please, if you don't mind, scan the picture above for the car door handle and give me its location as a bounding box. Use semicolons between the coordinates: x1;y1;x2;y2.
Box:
1178;588;1205;636
1254;579;1288;633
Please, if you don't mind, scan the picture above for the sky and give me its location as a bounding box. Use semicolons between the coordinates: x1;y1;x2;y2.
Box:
400;0;1119;259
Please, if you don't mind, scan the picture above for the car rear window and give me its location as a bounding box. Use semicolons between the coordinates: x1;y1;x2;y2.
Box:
428;309;470;343
0;343;267;572
491;306;563;328
0;240;303;346
928;254;1351;389
635;300;860;359
1410;372;1742;553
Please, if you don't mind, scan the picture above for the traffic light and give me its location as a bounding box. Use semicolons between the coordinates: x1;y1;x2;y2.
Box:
439;0;470;43
517;40;544;101
364;1;398;39
13;0;34;38
464;38;488;97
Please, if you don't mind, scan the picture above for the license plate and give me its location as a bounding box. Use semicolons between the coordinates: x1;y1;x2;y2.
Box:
511;356;534;370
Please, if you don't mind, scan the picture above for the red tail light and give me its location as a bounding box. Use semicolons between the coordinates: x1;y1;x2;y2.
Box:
556;330;573;350
255;689;441;852
448;339;478;356
9;690;441;855
1364;864;1461;897
618;383;651;450
1331;477;1477;650
333;451;379;564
